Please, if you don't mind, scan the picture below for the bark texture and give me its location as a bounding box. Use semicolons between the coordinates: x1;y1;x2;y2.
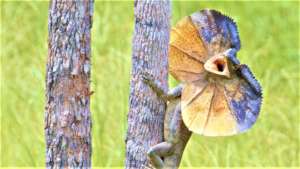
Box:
45;0;93;168
126;1;171;168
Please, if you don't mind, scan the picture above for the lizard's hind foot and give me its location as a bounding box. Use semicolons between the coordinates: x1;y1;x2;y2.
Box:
147;142;174;169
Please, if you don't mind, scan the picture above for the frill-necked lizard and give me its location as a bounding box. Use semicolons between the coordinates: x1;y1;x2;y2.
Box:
142;9;262;169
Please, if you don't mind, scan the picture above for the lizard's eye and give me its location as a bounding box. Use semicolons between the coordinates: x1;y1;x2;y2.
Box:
204;55;230;78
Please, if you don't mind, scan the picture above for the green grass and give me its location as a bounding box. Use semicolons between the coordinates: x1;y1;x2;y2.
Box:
1;1;299;167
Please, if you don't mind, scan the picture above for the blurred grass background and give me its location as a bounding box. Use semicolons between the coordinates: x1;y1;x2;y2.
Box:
1;0;299;167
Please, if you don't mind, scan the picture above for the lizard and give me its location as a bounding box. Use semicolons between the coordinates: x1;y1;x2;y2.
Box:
142;9;262;169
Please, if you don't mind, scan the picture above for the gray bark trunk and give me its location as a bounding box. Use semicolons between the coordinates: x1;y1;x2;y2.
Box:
125;1;171;168
45;0;94;168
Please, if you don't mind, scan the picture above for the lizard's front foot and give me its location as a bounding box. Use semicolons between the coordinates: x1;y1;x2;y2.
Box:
141;71;155;85
141;71;169;102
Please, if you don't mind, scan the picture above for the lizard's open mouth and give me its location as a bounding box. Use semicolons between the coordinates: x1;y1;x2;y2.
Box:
214;59;225;72
204;54;230;78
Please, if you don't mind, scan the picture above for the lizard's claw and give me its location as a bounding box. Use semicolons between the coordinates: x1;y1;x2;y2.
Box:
141;71;155;84
141;71;170;103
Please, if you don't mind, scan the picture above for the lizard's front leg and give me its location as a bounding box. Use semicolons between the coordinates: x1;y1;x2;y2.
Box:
141;72;182;101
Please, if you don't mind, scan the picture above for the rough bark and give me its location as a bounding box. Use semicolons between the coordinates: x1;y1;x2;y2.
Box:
45;0;93;168
125;1;171;168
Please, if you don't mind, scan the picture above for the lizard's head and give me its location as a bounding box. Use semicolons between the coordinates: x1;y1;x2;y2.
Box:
169;8;262;137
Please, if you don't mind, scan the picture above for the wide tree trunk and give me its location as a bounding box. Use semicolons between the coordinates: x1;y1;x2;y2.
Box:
125;1;171;168
45;0;94;168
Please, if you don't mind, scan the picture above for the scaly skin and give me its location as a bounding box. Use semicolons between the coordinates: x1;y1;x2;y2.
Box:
142;73;191;169
142;8;262;168
142;49;261;168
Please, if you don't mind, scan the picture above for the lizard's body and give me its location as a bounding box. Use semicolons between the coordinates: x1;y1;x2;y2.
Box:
143;9;262;169
143;48;261;169
162;98;191;168
142;78;191;169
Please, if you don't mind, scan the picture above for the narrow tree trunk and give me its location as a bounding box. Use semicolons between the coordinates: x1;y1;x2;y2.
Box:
125;1;171;168
45;0;93;168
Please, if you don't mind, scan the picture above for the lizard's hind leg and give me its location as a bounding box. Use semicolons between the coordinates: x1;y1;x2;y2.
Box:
147;142;173;169
147;104;183;169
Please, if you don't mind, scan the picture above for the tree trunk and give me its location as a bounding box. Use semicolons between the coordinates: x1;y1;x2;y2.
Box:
45;0;93;168
125;1;171;168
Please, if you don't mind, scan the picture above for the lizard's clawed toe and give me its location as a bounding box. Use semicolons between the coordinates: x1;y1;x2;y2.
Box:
141;72;154;83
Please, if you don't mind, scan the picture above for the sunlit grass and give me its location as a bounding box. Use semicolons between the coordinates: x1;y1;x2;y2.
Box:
1;1;299;167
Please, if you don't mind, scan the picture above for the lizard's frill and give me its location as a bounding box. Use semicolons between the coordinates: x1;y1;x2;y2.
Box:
169;9;262;136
